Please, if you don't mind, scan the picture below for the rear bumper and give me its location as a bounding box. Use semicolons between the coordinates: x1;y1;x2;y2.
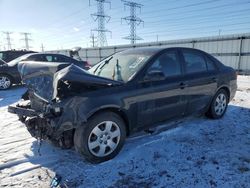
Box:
229;80;237;101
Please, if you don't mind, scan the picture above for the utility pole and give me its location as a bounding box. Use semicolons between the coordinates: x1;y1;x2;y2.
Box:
41;43;45;52
2;31;12;50
20;32;32;50
218;29;221;36
90;0;112;47
90;34;97;47
121;0;144;44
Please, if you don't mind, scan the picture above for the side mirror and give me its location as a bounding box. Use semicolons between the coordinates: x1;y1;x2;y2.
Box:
144;68;165;81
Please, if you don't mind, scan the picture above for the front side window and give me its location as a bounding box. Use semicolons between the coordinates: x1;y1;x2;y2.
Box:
89;51;152;82
148;51;182;77
183;50;207;74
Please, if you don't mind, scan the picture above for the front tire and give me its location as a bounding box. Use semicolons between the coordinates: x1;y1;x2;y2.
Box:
206;89;229;119
74;112;126;163
0;74;12;90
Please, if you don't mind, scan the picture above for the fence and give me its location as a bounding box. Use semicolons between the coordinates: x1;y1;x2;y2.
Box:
50;33;250;73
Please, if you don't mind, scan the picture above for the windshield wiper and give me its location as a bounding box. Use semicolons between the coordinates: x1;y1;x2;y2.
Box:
94;56;113;74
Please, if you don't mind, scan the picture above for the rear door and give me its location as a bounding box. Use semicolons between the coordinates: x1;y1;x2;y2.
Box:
180;49;218;114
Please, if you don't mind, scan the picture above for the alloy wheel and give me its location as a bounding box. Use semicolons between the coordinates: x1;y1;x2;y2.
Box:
88;121;121;157
214;93;227;116
0;76;11;89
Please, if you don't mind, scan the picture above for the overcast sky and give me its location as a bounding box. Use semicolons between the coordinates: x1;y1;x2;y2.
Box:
0;0;250;51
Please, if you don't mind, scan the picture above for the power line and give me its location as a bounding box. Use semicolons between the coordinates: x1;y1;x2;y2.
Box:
20;32;32;50
110;9;250;33
110;1;250;24
2;31;12;50
90;0;112;47
139;21;250;36
141;0;250;20
142;0;221;15
38;11;250;44
36;1;250;41
121;0;144;44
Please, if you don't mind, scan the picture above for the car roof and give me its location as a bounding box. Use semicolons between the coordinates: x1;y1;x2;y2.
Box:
119;47;205;54
31;53;67;56
0;50;35;53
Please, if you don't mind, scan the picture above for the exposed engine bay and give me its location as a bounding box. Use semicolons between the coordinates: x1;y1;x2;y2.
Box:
8;61;122;148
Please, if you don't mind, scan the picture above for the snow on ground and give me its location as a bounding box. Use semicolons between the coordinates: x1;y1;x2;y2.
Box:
0;76;250;188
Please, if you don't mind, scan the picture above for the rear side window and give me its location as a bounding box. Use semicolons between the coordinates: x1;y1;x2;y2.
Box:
206;56;216;71
182;50;207;74
57;55;71;63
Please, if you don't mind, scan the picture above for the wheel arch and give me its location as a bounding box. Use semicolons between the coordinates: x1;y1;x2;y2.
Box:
217;85;230;100
0;73;14;82
86;106;130;136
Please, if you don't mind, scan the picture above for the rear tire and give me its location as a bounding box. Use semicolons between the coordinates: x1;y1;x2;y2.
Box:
74;112;126;163
0;74;12;90
206;89;229;119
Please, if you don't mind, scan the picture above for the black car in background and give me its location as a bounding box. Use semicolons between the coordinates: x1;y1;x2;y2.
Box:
0;53;90;90
9;47;237;163
20;53;91;70
0;50;36;63
0;59;6;65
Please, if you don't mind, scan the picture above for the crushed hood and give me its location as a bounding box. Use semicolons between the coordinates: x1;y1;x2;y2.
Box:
18;61;122;101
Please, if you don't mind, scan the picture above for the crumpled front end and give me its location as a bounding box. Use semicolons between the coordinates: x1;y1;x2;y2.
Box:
8;93;88;148
8;62;121;148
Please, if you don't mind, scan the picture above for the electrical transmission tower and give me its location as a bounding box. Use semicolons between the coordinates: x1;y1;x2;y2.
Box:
41;43;45;52
2;31;12;50
121;0;144;44
20;32;32;50
90;34;98;47
90;0;112;47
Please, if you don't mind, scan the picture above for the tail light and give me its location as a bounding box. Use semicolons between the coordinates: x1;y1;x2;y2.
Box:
85;61;92;69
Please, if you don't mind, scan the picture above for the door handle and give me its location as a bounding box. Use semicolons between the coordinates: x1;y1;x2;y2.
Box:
179;82;188;89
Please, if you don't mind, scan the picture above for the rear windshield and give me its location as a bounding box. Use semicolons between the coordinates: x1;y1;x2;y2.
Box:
7;54;32;66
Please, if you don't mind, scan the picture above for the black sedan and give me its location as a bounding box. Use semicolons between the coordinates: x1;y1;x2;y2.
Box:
0;59;6;65
8;47;237;163
0;53;90;90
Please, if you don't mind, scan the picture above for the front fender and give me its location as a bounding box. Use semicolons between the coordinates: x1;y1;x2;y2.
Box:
54;96;124;133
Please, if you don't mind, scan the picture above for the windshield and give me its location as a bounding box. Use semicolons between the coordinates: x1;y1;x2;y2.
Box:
7;54;32;66
88;51;152;82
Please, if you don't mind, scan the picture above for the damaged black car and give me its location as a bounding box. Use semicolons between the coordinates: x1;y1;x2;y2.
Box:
8;47;237;163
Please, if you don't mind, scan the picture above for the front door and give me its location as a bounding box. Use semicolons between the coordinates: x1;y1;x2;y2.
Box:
138;50;188;125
